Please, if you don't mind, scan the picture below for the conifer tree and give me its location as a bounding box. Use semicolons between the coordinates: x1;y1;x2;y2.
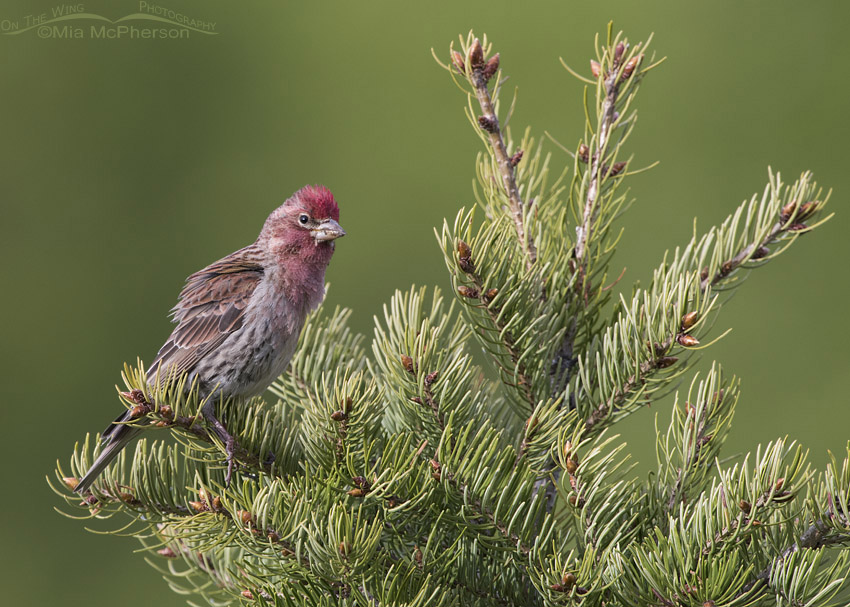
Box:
54;25;849;606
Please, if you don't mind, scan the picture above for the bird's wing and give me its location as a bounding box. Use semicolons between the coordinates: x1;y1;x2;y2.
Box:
147;244;265;380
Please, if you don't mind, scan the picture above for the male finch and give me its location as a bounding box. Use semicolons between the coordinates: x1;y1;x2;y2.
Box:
75;185;345;493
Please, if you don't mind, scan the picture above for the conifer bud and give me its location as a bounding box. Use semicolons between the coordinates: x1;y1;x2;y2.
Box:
457;285;480;299
482;53;500;81
751;245;770;260
330;410;347;422
237;510;253;525
509;150;524;167
347;488;365;498
451;50;465;73
158;547;178;558
566;457;578;475
414;545;423;565
780;200;798;222
241;590;254;600
614;42;626;63
63;477;80;492
189;501;207;513
562;572;577;590
789;223;808;232
590;59;601;78
798;200;820;220
401;355;415;374
677;334;700;347
483;288;499;302
608;161;627;177
656;356;678;369
478;115;498;132
621;54;642;80
577;143;589;163
467;38;484;69
681;311;699;331
158;405;173;419
739;499;752;513
425;370;439;385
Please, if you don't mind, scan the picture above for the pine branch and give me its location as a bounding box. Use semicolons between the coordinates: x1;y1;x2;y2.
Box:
459;36;537;270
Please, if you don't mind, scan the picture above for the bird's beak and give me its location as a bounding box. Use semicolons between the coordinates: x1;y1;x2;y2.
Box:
311;218;346;242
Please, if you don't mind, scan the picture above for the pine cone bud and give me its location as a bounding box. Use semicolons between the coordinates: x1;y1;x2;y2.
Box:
467;38;484;69
681;311;699;331
621;54;642;80
347;488;366;498
457;285;479;299
608;161;627;177
614;42;626;63
656;356;678;369
478;115;498;133
509;149;524;167
330;410;347;422
751;245;770;260
590;59;601;78
577;143;589;163
63;477;80;491
780;200;798;222
482;53;500;81
451;50;465;73
677;334;700;347
798;200;820;220
401;355;415;374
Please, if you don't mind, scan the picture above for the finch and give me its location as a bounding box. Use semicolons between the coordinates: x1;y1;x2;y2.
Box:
75;185;345;493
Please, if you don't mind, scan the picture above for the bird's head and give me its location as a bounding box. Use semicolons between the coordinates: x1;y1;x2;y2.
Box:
261;185;345;263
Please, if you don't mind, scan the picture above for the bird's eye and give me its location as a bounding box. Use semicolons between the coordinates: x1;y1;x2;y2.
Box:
299;214;310;225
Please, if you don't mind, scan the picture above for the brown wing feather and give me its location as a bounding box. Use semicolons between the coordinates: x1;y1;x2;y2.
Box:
147;244;265;378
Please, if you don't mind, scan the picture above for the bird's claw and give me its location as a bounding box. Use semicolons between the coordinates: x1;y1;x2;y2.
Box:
224;436;237;487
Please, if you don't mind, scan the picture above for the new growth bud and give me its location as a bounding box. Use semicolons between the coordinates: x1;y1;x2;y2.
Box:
677;334;700;347
614;42;626;64
621;54;642;80
457;285;480;299
577;143;589;163
681;311;699;331
468;38;484;69
509;149;524;167
451;50;465;73
401;355;415;374
780;200;798;222
482;53;500;82
590;60;601;78
478;115;498;133
608;161;627;177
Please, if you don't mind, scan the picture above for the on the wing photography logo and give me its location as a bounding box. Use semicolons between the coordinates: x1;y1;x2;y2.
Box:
1;2;217;39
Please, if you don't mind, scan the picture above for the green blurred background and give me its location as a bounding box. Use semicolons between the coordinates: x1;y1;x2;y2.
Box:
2;1;848;604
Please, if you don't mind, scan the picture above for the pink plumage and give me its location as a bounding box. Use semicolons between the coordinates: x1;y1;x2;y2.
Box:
76;185;345;492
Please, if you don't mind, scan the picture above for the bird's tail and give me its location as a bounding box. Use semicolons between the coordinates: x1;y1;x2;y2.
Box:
75;411;142;494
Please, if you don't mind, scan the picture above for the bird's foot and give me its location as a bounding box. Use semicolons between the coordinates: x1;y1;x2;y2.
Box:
224;435;237;487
